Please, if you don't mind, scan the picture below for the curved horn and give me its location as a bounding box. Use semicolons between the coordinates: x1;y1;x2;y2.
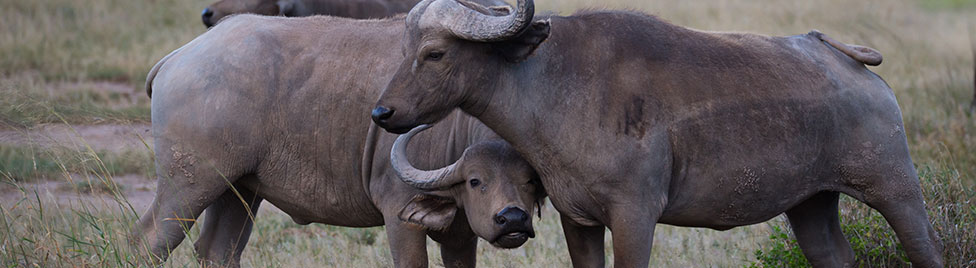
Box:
424;0;535;42
391;124;463;190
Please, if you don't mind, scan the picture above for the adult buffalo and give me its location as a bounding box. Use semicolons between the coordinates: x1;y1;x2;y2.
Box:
371;0;943;267
201;0;426;27
135;14;544;267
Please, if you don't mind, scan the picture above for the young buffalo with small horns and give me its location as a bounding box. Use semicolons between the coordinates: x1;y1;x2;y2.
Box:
372;0;943;266
135;12;543;267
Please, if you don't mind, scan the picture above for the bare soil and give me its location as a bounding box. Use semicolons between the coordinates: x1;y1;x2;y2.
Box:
0;123;152;153
0;123;156;211
0;122;291;216
0;174;156;213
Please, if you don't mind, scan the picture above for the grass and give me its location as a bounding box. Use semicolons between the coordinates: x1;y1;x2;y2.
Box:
0;143;153;183
0;0;204;83
0;0;973;266
0;74;150;128
0;177;772;267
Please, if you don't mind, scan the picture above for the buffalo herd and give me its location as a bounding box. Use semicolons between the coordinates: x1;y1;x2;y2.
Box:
137;0;944;267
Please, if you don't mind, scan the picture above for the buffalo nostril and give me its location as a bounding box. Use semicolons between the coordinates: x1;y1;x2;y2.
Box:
202;8;214;27
495;206;528;226
371;106;394;122
494;215;507;225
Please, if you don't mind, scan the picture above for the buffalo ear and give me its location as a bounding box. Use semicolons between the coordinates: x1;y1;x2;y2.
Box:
492;19;551;63
533;178;547;218
276;0;295;16
399;194;458;231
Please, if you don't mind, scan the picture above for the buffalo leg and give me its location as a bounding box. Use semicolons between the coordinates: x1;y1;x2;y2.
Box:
438;235;476;268
384;215;430;268
130;142;244;264
861;170;943;268
608;209;656;268
785;191;854;267
194;185;262;268
832;121;944;267
434;214;477;268
872;200;943;268
560;214;606;268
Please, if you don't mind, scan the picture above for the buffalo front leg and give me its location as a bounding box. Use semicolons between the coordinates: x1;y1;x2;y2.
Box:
560;214;606;268
607;209;657;268
785;191;854;267
194;184;263;268
384;215;430;268
438;237;476;268
432;214;477;268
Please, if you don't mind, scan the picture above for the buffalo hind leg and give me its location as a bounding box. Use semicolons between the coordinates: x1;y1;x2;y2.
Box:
194;184;262;268
560;214;606;268
785;191;854;267
130;144;244;264
860;175;943;267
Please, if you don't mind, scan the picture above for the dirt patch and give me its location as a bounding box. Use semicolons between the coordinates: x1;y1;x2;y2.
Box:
0;173;292;220
0;123;152;153
0;174;156;213
52;81;146;109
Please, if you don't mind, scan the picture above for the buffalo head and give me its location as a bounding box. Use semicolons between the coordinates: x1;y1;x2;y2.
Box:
392;125;544;248
202;0;296;28
371;0;549;134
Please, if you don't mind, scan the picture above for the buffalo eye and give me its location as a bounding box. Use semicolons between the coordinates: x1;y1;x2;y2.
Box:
469;179;481;188
426;51;444;61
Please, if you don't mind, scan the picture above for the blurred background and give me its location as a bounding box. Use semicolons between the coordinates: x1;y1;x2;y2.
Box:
0;0;973;266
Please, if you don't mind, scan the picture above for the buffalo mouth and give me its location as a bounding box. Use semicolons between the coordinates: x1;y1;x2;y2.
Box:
384;125;414;135
490;230;535;249
373;120;415;134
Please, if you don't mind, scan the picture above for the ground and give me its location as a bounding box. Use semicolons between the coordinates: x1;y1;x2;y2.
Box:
0;112;774;266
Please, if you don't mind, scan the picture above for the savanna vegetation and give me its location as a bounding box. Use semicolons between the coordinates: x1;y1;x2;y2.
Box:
0;0;973;266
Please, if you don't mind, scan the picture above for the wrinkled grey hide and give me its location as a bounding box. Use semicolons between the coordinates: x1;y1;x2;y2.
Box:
371;0;944;267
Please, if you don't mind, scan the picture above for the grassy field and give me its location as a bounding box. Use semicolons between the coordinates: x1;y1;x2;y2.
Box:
0;0;974;266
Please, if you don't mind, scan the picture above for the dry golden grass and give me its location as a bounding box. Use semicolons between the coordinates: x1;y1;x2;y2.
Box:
0;0;973;266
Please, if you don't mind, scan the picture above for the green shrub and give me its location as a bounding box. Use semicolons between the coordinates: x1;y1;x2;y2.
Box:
749;225;810;268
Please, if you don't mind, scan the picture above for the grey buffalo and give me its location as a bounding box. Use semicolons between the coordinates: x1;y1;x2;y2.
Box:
135;14;543;267
200;0;508;27
371;0;943;267
201;0;417;27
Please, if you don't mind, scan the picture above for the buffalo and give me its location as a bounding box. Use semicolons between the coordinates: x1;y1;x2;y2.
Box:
135;13;543;267
372;0;943;267
201;0;416;27
200;0;448;27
